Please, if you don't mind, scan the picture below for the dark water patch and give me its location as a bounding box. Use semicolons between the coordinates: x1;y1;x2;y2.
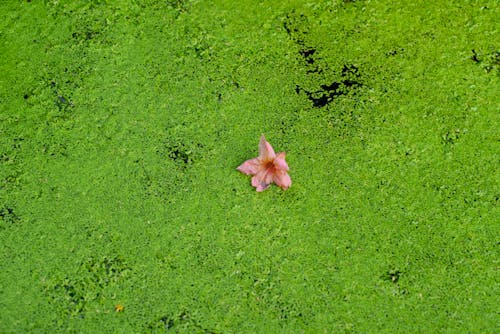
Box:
284;12;363;108
141;133;205;198
166;0;189;14
55;94;73;111
283;12;320;73
470;49;499;73
168;145;191;164
299;48;316;66
382;269;402;284
72;29;99;42
165;141;204;167
1;173;21;192
470;49;480;63
0;206;20;230
296;64;363;108
40;79;76;117
46;256;131;317
441;129;461;146
1;137;24;191
159;129;205;168
51;280;86;316
146;310;219;333
283;12;309;37
1;137;24;163
386;48;404;57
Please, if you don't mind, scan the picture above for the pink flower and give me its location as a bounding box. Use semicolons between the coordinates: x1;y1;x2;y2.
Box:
237;135;291;192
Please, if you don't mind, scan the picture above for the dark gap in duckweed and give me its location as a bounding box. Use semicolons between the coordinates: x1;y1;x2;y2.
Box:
72;30;99;42
0;153;11;163
146;311;219;333
168;145;192;165
1;173;21;192
166;0;189;15
141;135;203;198
295;64;363;108
470;49;481;63
277;117;297;135
0;206;20;229
382;269;402;284
159;315;175;329
11;137;24;150
51;279;87;316
146;312;186;331
430;183;495;209
1;137;24;162
432;184;456;200
275;300;305;322
283;12;307;36
441;129;462;146
131;0;189;14
386;48;405;57
47;256;130;316
283;12;318;72
284;12;363;108
470;49;500;73
46;80;75;115
41;141;68;158
82;256;130;281
52;5;112;46
1;137;23;191
299;48;316;66
37;9;98;115
163;139;204;167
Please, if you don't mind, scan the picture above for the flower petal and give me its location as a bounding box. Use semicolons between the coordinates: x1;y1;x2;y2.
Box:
251;175;270;192
274;171;291;190
258;135;275;161
274;152;289;171
251;168;274;192
237;158;261;175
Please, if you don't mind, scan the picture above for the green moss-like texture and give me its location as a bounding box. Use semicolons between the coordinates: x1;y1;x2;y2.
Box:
1;0;498;332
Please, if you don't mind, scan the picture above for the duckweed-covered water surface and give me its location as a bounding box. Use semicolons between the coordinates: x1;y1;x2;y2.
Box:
1;1;498;332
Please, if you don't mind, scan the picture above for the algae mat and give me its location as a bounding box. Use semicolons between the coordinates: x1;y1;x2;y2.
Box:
1;1;498;333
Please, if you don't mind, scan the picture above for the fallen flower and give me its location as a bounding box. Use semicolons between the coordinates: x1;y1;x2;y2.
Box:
237;135;291;192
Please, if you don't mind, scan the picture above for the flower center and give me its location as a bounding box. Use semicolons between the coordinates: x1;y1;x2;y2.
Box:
264;160;275;170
